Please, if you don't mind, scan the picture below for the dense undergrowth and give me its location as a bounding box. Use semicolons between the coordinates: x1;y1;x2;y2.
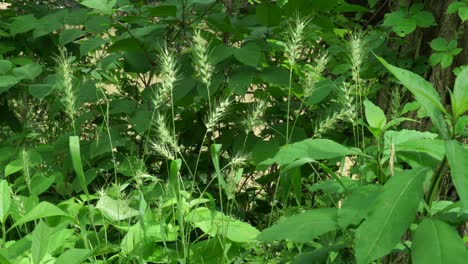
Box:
0;0;467;263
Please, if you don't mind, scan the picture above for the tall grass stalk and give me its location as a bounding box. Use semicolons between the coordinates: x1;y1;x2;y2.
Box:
284;16;308;145
55;48;77;134
348;33;366;149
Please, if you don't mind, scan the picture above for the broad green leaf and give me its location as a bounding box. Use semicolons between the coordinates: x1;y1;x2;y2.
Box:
0;60;12;74
69;136;89;196
364;99;386;130
412;218;468;264
33;11;66;38
96;195;139;221
9;201;71;231
452;66;468;118
228;66;254;95
55;248;90;264
79;37;108;56
355;168;429;264
256;3;282;27
460;6;468;21
5;159;22;176
59;28;85;46
31;221;52;264
377;56;449;139
234;43;261;67
0;180;11;224
260;139;361;167
338;184;381;228
30;173;55;196
0;75;20;93
187;207;260;243
81;0;116;15
10;15;37;35
292;244;347;264
445;140;468;209
257;208;338;242
12;63;42;80
430;38;448;52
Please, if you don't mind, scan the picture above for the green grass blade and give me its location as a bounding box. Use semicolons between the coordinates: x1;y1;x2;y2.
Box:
69;136;89;196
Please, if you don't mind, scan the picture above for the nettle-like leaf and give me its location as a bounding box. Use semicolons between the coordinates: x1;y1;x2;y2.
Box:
355;168;429;264
383;3;435;37
377;56;449;139
412;218;468;264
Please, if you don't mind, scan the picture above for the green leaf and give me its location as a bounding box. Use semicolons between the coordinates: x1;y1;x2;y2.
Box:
31;221;52;264
376;56;449;139
145;5;177;17
69;136;89;196
440;53;453;69
0;75;20;93
452;66;468;118
258;66;290;87
338;184;381;228
228;67;254;95
412;218;468;264
187;207;260;242
234;43;261;67
33;12;66;38
10;15;37;36
96;195;139;221
256;3;282;27
364;99;386;130
260;139;361;167
355;168;429;264
0;60;12;74
12;63;42;80
0;180;11;224
459;6;468;21
81;0;116;15
79;37;108;56
9;201;72;231
445;140;468;210
30;173;55;196
430;38;448;51
257;208;338;242
5;159;22;176
447;2;465;14
55;248;90;264
59;28;85;46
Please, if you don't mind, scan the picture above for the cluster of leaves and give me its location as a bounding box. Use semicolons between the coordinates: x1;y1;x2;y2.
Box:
0;0;467;263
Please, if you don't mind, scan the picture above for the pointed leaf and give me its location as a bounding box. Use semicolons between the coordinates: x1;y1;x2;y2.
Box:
445;140;468;209
412;218;468;264
452;66;468;118
55;248;90;264
355;168;429;264
31;221;52;264
260;139;361;167
364;99;386;130
9;202;72;231
257;208;338;242
338;184;381;228
0;180;11;224
377;56;449;139
69;136;89;196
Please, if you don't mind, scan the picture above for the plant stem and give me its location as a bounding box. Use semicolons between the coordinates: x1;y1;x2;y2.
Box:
425;157;447;210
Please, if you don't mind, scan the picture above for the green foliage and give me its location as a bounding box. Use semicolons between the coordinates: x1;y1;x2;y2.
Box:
429;38;462;69
0;0;466;263
383;3;435;37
